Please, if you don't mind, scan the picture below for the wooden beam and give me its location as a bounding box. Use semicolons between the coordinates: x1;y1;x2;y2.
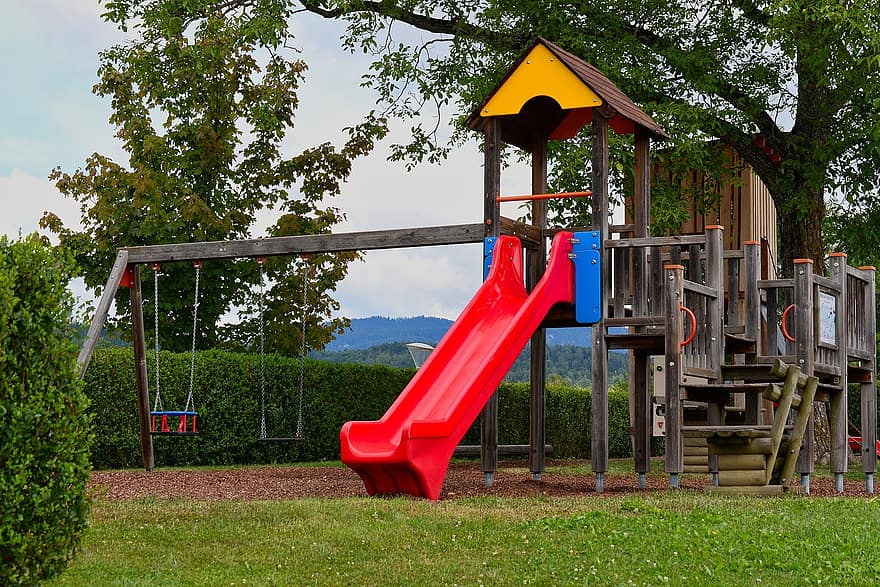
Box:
591;112;610;482
130;265;154;471
481;118;502;479
123;223;486;264
77;249;128;379
528;137;548;477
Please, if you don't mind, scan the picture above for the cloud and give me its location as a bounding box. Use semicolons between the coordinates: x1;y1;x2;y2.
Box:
0;169;81;240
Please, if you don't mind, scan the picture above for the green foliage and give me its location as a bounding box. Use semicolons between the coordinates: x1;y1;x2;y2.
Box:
43;4;387;353
0;235;91;585
84;348;633;468
101;0;880;267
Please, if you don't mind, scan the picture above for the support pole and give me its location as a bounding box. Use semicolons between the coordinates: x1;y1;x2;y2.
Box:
481;118;501;486
632;130;651;478
528;136;548;480
828;253;848;486
793;258;815;486
664;264;685;485
590;111;610;491
130;264;154;471
77;249;129;379
859;266;877;492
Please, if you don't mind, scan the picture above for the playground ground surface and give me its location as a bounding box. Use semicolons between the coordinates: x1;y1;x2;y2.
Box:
89;459;874;500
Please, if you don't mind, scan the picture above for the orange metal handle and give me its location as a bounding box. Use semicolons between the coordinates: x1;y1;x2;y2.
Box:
781;304;796;342
495;191;592;203
680;304;697;348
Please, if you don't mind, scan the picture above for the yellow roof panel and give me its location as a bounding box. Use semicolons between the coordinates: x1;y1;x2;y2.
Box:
480;43;602;117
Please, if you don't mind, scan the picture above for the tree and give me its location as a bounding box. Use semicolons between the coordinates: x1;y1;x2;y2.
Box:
43;4;386;352
121;1;880;270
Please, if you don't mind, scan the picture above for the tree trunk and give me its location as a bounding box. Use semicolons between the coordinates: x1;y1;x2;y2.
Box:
775;183;826;277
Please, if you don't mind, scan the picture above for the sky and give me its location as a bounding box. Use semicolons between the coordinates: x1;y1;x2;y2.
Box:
0;1;533;321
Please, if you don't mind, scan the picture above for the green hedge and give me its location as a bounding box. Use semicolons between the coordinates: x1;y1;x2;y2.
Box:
0;236;91;585
84;348;632;469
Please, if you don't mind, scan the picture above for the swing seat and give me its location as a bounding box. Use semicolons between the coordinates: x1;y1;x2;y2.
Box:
258;436;304;442
150;410;199;435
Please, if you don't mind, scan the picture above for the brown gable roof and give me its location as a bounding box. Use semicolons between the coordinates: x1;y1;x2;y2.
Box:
467;37;668;147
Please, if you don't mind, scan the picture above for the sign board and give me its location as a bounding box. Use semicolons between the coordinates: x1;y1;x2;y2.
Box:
819;291;836;346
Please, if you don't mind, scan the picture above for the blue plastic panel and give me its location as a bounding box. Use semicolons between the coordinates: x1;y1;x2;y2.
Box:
483;237;497;281
571;231;601;324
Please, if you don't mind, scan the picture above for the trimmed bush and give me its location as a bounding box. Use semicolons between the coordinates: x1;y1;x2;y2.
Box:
85;348;634;468
0;235;91;585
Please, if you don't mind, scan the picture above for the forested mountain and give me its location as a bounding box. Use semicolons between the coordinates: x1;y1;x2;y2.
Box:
325;316;593;350
311;342;628;386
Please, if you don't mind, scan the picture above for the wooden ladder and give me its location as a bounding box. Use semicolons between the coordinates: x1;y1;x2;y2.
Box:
682;359;818;495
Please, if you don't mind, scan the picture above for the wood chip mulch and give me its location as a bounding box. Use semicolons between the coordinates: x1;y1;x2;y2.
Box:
88;461;877;501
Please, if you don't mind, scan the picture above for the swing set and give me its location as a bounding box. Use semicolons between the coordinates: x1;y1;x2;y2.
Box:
146;256;312;442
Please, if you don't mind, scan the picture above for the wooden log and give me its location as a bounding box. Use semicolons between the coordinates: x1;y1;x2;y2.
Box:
528;139;548;477
124;223;486;264
480;118;501;477
78;249;129;378
764;364;801;484
591;113;610;479
708;437;774;455
664;264;684;475
763;383;802;408
776;376;819;485
828;253;849;476
859;266;877;475
682;435;708;447
717;454;767;471
683;465;711;474
793;259;815;475
684;455;708;466
718;469;767;486
684;446;709;457
705;485;785;496
129;265;154;471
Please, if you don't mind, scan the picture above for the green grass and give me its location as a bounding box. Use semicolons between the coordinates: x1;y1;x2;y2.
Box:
53;463;880;587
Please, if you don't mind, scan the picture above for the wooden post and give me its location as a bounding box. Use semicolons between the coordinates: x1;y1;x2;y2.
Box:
590;111;610;489
528;137;548;477
793;259;815;478
828;253;848;479
78;250;129;379
705;226;724;381
858;266;877;479
130;265;154;471
664;264;685;485
742;241;761;423
632;130;651;478
481;119;502;482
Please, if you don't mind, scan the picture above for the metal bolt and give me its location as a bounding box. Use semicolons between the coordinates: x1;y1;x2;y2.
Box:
668;361;675;367
591;259;597;265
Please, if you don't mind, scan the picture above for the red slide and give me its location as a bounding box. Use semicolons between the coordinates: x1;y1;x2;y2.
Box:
340;231;579;500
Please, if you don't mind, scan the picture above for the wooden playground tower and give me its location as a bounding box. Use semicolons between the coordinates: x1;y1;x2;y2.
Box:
78;37;877;494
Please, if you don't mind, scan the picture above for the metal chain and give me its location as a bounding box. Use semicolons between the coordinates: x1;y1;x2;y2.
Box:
152;264;163;412
257;259;268;439
296;256;310;439
185;262;201;413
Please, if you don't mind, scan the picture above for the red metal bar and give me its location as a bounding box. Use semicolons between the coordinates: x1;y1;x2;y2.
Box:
679;304;697;348
781;304;796;342
495;191;592;203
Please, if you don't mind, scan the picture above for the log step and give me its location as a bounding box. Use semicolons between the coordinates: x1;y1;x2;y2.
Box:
718;469;767;486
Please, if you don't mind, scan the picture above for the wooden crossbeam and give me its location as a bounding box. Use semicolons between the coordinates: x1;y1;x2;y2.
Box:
123;222;487;264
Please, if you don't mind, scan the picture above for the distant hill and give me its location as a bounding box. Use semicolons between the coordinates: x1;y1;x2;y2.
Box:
311;341;628;386
325;315;593;350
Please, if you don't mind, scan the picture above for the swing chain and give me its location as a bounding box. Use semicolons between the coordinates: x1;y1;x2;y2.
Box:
257;257;268;439
296;255;311;439
152;263;163;412
185;261;202;414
